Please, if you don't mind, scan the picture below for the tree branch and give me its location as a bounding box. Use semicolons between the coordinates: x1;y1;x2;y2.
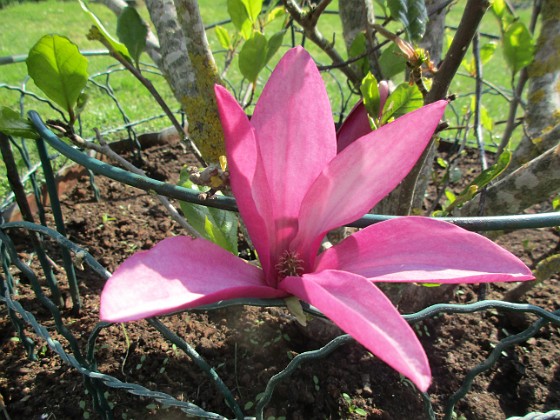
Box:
283;0;361;86
459;142;560;216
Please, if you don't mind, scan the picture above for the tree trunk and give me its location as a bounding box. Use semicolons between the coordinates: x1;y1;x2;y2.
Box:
509;0;560;170
338;0;381;79
100;0;225;163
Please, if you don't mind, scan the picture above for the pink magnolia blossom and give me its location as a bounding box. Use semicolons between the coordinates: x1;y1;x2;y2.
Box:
100;47;533;392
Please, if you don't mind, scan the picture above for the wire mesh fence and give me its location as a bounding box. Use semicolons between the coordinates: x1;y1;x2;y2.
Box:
1;112;559;419
1;27;560;419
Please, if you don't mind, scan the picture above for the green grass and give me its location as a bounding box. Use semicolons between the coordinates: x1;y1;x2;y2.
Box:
0;0;535;200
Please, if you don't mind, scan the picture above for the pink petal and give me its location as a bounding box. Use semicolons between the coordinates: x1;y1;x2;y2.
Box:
214;85;274;280
315;217;534;283
250;47;337;256
100;236;286;322
280;270;431;391
336;101;372;153
293;100;448;266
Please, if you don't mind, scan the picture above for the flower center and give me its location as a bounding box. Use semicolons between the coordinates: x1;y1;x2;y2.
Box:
276;250;304;279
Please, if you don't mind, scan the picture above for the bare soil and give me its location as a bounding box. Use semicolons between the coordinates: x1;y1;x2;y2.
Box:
1;142;559;419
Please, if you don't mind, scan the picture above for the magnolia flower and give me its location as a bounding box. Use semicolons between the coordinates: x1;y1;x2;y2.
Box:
100;47;533;391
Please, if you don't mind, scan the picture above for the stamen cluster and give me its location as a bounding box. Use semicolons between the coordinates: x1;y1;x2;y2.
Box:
276;250;304;279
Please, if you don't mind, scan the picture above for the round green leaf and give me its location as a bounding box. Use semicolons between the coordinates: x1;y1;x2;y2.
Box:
26;34;89;114
239;32;268;83
0;106;39;139
117;6;148;67
503;21;535;74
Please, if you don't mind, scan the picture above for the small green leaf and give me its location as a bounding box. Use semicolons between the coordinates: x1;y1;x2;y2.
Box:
444;188;456;203
349;32;369;76
265;5;286;25
265;30;286;63
445;150;511;213
284;296;307;326
534;254;560;282
470;96;493;132
228;0;253;40
374;0;388;16
215;25;232;50
26;34;89;116
116;6;148;67
378;43;406;79
238;32;268;83
436;157;448;169
552;194;560;211
480;42;497;65
503;21;535;74
241;0;263;22
360;72;381;121
0;107;39;139
79;0;132;62
178;174;238;253
462;42;497;75
381;83;423;124
387;0;427;41
355;407;368;416
491;0;506;19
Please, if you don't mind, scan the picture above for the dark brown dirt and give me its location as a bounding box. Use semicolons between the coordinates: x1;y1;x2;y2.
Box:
1;142;559;419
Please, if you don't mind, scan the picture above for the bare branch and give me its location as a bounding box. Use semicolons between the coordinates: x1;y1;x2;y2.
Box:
283;0;361;86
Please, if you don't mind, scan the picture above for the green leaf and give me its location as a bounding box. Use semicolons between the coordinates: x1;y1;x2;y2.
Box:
228;0;253;40
26;35;89;116
241;0;263;22
238;32;268;83
374;0;389;16
215;25;233;50
265;5;286;25
178;175;238;253
552;194;560;211
503;21;535;74
462;42;497;75
0;107;39;139
355;407;368;416
445;150;511;213
284;296;307;326
491;0;506;19
387;0;428;41
360;72;381;121
480;42;497;65
380;83;423;124
79;0;132;62
534;254;560;282
436;157;448;169
470;96;493;131
265;30;285;63
444;188;456;203
116;6;148;67
349;32;369;76
378;43;406;79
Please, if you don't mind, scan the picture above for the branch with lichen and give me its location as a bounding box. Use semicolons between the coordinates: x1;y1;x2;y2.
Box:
172;0;226;163
283;0;361;86
87;25;206;165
